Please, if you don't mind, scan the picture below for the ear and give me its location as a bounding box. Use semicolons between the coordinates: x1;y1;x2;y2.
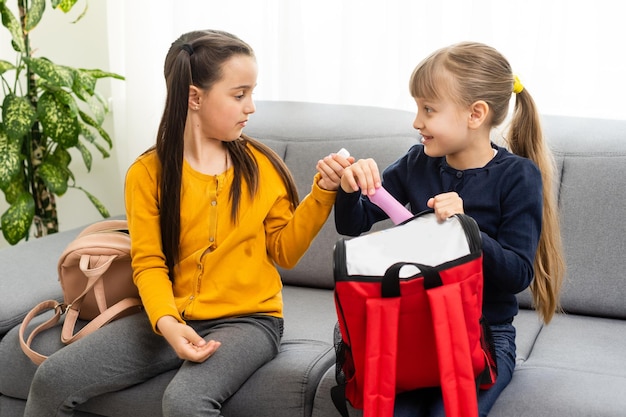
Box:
467;100;489;129
188;85;201;110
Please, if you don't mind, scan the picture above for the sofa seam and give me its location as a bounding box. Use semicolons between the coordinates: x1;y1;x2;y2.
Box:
516;322;544;367
512;364;626;379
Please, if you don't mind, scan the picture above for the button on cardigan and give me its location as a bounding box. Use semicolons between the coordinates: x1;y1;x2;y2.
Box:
125;146;337;332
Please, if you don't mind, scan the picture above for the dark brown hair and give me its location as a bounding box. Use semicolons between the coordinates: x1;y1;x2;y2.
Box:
409;42;565;323
155;30;299;282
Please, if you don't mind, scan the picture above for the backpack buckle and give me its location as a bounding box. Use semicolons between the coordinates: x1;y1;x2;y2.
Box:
55;303;69;315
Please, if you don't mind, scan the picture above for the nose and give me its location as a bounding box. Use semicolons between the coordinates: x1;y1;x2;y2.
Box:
245;98;256;115
413;113;423;130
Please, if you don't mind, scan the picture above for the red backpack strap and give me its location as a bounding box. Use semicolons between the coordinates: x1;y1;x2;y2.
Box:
423;265;479;417
363;296;400;417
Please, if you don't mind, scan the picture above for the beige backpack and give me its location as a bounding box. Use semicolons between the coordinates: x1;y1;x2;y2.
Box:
19;219;142;365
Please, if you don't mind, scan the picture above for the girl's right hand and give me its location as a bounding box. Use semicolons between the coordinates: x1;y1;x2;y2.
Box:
157;315;221;363
340;158;381;196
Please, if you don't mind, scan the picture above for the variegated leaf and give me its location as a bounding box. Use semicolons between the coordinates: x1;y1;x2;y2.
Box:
79;122;109;160
37;161;68;195
0;127;22;188
0;60;15;75
53;0;80;14
0;3;25;52
46;87;79;114
1;175;27;205
25;57;74;88
77;187;110;218
73;68;97;96
87;93;105;125
79;68;125;81
78;110;112;148
24;0;46;32
2;94;36;140
75;139;93;171
51;146;72;168
1;192;35;245
37;92;79;148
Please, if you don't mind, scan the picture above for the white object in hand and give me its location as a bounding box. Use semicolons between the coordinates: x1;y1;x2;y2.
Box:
337;148;350;158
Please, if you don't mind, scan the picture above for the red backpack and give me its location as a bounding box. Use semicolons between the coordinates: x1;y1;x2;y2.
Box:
331;212;497;417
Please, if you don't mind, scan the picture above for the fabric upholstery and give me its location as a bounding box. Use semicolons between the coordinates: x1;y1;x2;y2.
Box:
1;102;625;417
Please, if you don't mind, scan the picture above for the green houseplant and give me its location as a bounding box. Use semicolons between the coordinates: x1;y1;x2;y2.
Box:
0;0;123;245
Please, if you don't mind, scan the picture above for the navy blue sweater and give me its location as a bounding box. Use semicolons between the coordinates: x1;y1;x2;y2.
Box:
334;143;543;325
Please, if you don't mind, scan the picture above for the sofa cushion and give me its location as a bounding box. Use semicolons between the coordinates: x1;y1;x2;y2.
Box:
0;229;81;337
557;154;626;318
0;340;335;417
490;314;626;417
515;115;626;319
0;395;104;417
521;313;626;378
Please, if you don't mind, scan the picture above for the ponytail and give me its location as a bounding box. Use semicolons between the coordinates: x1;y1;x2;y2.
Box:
508;88;566;324
408;42;565;323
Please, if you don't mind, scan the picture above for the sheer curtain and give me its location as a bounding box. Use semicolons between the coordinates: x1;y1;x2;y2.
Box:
0;0;622;246
107;0;626;172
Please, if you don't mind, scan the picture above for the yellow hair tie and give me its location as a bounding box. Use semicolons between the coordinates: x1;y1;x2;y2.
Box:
513;75;524;94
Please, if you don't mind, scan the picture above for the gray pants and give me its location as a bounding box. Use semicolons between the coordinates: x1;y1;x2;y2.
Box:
24;312;283;417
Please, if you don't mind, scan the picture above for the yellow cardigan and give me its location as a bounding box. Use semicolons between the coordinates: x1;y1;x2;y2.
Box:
124;146;336;331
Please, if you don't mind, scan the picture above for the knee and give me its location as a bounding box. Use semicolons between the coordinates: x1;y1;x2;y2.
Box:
25;357;75;414
30;356;65;395
162;381;219;416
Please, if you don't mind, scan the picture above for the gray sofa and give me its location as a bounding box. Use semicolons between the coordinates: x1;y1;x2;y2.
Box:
1;101;625;417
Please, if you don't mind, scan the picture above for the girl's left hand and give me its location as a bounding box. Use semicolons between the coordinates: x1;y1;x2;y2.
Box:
316;152;354;191
427;192;464;222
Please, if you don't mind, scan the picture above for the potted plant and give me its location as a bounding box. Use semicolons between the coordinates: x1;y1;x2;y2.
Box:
0;0;124;245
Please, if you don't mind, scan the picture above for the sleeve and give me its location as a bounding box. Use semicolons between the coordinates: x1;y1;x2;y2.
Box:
334;151;415;236
265;173;337;268
481;160;543;294
124;158;184;332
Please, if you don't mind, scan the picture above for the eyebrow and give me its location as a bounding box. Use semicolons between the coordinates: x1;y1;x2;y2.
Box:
230;84;257;90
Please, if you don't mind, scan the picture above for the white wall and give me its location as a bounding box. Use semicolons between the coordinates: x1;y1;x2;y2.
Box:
109;0;626;170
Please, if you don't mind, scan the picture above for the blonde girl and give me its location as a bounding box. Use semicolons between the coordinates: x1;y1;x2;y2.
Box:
334;41;565;416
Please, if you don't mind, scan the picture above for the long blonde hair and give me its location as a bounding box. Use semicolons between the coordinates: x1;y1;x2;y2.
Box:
409;42;565;323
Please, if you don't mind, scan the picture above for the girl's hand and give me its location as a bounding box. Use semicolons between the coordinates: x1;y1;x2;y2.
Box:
157;315;221;363
316;152;354;191
340;158;381;195
427;192;464;222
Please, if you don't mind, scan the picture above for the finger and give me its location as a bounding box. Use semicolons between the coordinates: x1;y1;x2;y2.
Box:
358;160;381;196
184;340;221;363
321;157;342;180
342;166;361;192
329;153;354;168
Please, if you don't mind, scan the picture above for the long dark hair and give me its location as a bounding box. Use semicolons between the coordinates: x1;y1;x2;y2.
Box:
155;30;299;282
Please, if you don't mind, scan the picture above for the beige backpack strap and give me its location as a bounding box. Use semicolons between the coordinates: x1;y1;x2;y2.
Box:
60;253;141;345
19;300;65;365
61;297;142;344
